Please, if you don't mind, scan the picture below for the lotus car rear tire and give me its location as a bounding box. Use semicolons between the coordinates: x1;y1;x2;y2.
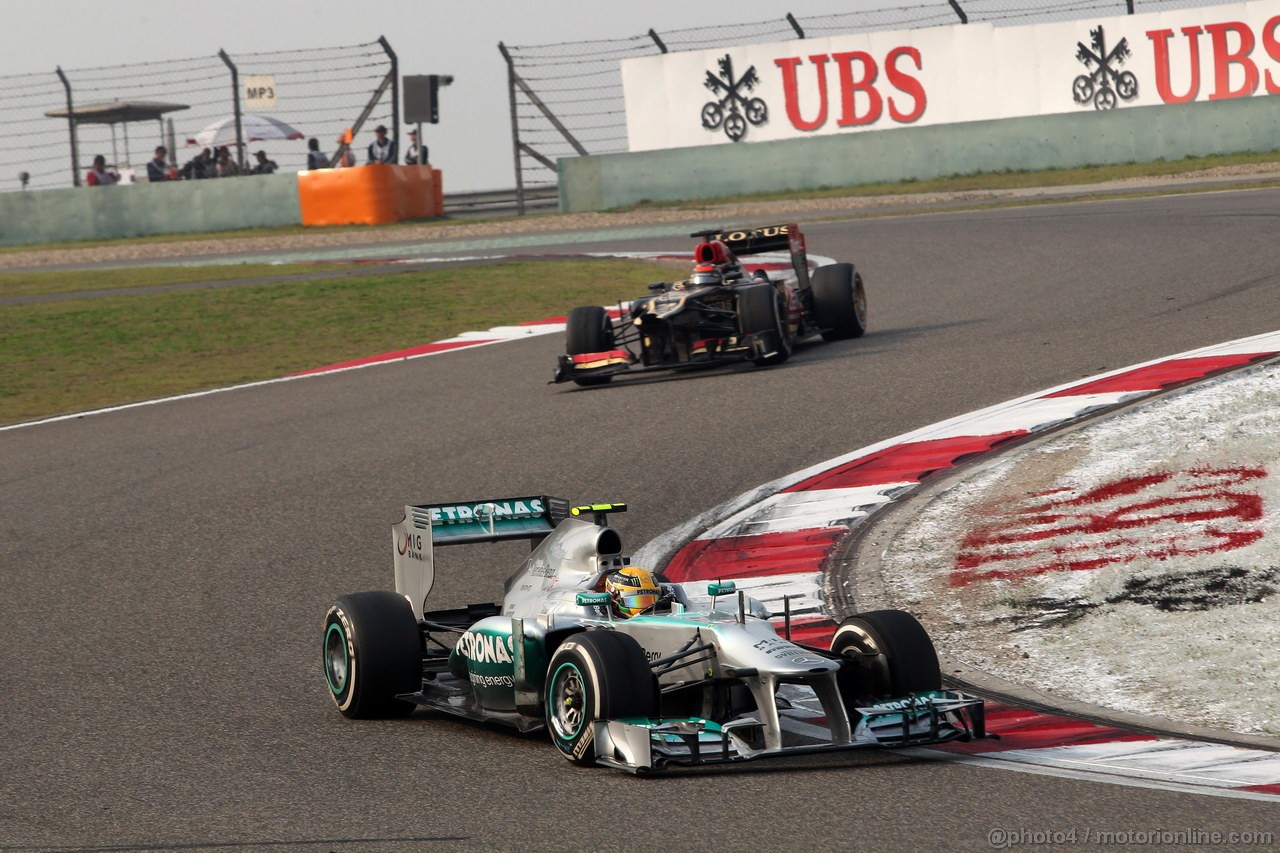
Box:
811;263;868;340
830;609;941;705
545;630;659;766
324;591;421;719
565;305;615;387
737;283;791;366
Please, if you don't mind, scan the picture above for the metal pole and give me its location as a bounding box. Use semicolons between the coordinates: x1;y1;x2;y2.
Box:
218;49;245;171
498;42;526;216
948;0;968;24
55;66;80;188
648;29;668;54
378;36;400;157
786;13;806;39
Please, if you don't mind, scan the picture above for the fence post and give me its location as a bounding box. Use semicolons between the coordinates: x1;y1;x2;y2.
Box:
218;49;245;171
55;66;80;188
378;36;400;154
1126;0;1135;12
786;13;806;39
949;0;969;24
648;29;669;53
497;42;526;216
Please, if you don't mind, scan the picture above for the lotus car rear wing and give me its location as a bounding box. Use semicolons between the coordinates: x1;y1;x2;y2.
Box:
690;223;810;289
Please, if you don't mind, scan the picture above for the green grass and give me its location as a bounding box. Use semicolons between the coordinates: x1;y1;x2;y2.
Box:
0;263;369;298
0;259;671;425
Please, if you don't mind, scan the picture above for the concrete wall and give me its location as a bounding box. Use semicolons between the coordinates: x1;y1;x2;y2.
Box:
0;174;302;247
560;96;1280;213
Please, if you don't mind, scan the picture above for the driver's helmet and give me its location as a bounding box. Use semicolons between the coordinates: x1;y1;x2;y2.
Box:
605;567;661;618
689;264;724;287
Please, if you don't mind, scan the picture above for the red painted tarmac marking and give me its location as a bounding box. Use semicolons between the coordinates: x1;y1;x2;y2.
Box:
292;339;499;376
952;466;1266;586
939;703;1158;754
663;528;846;583
782;433;1027;493
1043;354;1269;397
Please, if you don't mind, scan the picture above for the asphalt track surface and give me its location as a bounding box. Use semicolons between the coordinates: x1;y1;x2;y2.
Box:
6;189;1280;852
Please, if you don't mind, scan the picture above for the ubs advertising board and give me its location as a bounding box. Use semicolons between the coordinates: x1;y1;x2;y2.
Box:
622;1;1280;151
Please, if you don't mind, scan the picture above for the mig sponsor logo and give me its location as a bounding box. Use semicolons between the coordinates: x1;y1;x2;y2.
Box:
397;531;425;560
951;466;1265;586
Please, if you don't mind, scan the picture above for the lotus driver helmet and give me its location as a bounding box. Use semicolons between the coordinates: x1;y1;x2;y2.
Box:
689;264;724;287
605;567;661;618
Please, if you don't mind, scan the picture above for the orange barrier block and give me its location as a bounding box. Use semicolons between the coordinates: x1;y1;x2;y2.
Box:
297;165;443;226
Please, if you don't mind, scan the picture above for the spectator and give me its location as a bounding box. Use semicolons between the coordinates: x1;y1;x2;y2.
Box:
366;124;396;165
214;146;240;178
181;148;214;180
305;137;329;170
85;155;119;187
251;150;278;174
146;146;175;183
404;128;429;165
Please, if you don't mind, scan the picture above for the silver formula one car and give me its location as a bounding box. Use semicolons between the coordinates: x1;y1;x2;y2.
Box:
322;496;985;772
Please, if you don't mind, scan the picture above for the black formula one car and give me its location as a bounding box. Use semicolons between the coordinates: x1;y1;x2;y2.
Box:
550;223;867;387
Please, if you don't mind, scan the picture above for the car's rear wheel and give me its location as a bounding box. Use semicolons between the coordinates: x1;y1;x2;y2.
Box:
545;630;658;766
811;263;867;340
565;305;615;387
830;610;941;706
737;283;791;366
324;591;421;719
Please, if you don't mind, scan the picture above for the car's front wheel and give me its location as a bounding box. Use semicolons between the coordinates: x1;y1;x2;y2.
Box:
737;283;791;366
811;263;867;340
830;610;941;706
545;631;658;766
565;305;615;387
324;591;421;718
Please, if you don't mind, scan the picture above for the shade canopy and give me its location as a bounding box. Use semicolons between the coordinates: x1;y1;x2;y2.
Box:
188;114;304;148
45;100;190;125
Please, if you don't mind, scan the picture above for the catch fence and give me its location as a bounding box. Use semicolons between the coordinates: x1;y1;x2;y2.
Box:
499;0;1212;213
1;40;396;193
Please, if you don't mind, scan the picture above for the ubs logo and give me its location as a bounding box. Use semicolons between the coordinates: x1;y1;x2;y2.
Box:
1072;25;1138;110
702;54;769;141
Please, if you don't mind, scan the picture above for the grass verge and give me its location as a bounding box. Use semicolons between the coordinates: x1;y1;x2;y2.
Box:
0;259;668;425
0;263;368;299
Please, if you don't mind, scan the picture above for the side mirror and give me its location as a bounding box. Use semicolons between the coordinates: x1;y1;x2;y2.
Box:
576;592;610;607
707;581;736;597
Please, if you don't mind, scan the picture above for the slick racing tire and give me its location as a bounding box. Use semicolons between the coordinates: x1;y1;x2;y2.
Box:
737;283;791;366
545;630;658;766
830;610;941;705
811;263;868;341
565;305;615;387
324;591;421;719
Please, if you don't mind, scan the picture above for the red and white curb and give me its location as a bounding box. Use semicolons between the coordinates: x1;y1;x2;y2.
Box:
635;329;1280;800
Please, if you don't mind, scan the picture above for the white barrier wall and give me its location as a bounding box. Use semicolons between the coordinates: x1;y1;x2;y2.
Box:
622;0;1280;151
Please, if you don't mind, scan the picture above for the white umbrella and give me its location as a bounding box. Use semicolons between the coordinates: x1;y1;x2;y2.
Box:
187;114;304;148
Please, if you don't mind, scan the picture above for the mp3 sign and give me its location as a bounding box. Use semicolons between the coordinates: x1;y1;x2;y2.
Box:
622;0;1280;151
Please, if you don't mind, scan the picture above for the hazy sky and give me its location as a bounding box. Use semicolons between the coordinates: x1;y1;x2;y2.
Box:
2;0;900;191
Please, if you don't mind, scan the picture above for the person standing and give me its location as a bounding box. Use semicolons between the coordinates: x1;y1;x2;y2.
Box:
305;137;329;170
85;155;119;186
404;128;429;165
146;146;175;182
366;125;397;165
